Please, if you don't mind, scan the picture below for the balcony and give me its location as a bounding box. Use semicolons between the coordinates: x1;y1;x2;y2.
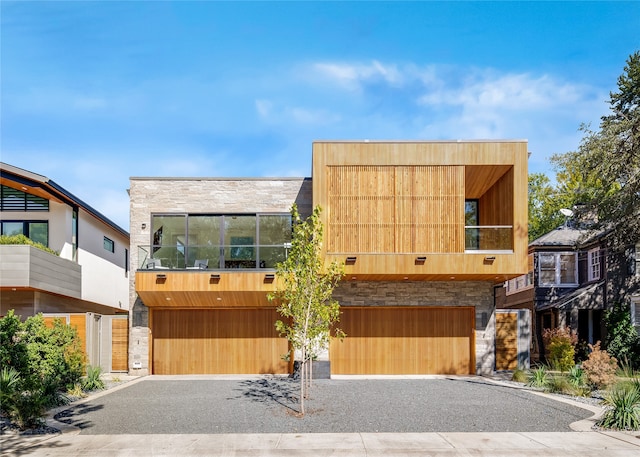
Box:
0;245;81;298
464;226;513;252
137;244;291;271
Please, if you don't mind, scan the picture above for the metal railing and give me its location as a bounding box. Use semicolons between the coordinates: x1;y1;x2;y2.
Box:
137;244;291;270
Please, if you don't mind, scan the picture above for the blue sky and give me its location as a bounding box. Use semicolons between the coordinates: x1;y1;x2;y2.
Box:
1;1;639;230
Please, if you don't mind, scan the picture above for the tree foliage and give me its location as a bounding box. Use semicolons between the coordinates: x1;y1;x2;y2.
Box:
269;204;344;415
559;51;640;248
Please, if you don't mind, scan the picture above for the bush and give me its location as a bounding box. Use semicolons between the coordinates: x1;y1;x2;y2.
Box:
82;365;105;391
528;366;549;388
543;327;577;372
582;342;618;389
605;303;640;369
567;366;586;387
0;311;86;429
597;381;640;430
511;368;528;383
0;234;58;256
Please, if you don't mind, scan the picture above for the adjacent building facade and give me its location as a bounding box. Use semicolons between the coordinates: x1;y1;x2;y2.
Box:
498;223;640;362
0;162;130;372
129;140;529;376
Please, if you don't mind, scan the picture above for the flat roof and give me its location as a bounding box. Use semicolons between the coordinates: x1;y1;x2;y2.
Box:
312;139;528;143
129;176;310;181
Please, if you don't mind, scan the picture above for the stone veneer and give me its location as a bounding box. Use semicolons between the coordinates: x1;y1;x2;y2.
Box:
128;177;312;375
332;280;496;375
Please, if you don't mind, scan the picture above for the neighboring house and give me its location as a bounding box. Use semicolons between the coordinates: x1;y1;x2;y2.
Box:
129;140;529;376
498;222;640;362
0;162;130;372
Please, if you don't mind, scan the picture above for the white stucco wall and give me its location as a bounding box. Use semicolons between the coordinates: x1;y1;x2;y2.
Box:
77;211;129;309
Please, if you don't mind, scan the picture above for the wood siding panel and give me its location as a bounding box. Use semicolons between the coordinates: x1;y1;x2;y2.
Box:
495;312;518;370
330;307;474;375
69;314;87;356
327;166;464;254
111;318;129;371
151;309;288;374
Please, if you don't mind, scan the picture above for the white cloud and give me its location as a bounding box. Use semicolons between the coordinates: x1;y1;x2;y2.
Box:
311;60;403;91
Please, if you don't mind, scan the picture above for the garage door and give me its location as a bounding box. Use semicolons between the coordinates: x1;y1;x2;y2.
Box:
151;309;289;375
330;307;475;375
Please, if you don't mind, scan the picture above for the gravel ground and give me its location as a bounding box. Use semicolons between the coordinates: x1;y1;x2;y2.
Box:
53;376;596;435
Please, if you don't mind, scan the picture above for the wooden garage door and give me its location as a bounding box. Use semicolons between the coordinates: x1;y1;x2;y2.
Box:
330;307;475;375
151;309;289;375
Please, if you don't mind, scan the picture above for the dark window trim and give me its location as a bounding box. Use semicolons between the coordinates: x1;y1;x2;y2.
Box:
0;220;49;246
103;236;115;253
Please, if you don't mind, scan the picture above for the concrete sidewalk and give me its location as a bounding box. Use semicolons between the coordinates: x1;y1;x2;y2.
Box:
3;430;640;456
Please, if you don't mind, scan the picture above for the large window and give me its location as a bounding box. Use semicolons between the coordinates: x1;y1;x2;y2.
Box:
538;252;578;287
587;248;601;281
464;200;479;250
1;185;49;211
1;220;48;246
148;213;291;269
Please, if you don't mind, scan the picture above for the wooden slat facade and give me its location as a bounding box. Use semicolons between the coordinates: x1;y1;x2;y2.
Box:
330;307;475;375
313;141;529;281
495;312;519;370
151;308;289;374
111;318;129;372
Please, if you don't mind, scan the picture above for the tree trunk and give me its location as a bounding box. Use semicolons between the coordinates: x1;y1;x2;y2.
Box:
299;349;305;415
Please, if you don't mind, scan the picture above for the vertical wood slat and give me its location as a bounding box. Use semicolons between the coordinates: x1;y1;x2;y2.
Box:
330;307;474;375
151;309;289;375
327;165;464;253
69;314;87;356
111;318;129;371
495;312;519;370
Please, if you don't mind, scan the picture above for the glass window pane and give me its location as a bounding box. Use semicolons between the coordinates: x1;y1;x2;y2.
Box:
2;222;24;236
560;254;577;284
224;215;256;268
28;222;48;246
152;215;186;268
187;215;221;268
258;215;291;268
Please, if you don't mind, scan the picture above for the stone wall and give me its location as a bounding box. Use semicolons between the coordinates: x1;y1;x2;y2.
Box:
128;177;312;375
333;280;496;374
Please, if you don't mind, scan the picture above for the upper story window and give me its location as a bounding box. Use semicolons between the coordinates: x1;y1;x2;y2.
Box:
587;248;601;281
1;220;49;246
103;236;115;253
147;213;291;269
505;270;534;295
1;185;49;211
538;252;578;287
628;244;640;276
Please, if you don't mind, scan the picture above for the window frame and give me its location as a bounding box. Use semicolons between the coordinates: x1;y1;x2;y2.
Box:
103;236;115;253
0;220;49;246
538;251;578;287
587;248;601;281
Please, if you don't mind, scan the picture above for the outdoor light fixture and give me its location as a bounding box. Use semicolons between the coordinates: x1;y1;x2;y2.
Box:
484;256;496;262
141;223;147;229
415;256;427;264
345;256;357;265
264;273;275;283
156;274;166;279
210;273;220;280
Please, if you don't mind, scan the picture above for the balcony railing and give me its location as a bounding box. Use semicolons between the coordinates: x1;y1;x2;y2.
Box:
137;244;291;270
464;226;513;252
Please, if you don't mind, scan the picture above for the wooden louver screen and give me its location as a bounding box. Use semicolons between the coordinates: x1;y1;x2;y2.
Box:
327;165;464;253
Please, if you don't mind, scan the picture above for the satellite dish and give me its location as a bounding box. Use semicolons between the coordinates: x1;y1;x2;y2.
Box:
559;208;574;217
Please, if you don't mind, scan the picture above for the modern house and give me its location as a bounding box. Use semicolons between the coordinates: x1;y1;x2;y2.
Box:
129;140;529;376
0;162;130;372
498;222;640;362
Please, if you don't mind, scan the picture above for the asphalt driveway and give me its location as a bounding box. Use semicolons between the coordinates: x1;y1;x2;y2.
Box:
55;376;594;434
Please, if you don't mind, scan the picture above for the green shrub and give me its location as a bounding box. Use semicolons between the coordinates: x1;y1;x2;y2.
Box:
511;368;528;383
0;311;86;429
605;303;640;369
82;365;105;391
582;342;618;389
528;366;549;388
547;374;572;394
543;327;577;372
567;366;586;387
597;381;640;430
0;234;58;256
